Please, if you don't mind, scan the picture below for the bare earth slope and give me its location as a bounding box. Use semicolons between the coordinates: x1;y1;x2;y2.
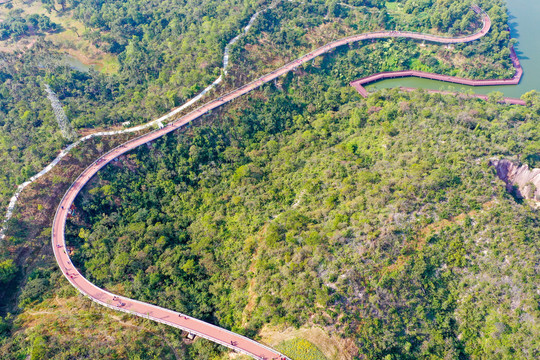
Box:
491;159;540;203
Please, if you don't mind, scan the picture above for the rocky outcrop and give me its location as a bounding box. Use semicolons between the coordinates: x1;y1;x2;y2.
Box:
491;159;540;203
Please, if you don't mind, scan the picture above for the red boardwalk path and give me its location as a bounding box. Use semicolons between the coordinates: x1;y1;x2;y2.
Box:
350;10;524;104
52;6;492;360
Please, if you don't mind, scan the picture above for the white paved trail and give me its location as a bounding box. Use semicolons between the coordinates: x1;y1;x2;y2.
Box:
0;3;276;240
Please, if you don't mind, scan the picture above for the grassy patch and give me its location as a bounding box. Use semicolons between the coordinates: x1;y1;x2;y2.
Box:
260;325;358;360
385;2;401;12
0;0;119;74
278;338;328;360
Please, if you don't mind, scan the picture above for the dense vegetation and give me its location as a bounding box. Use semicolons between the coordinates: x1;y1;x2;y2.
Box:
0;48;115;209
1;0;539;359
232;0;514;80
62;71;540;359
0;9;57;40
0;0;514;209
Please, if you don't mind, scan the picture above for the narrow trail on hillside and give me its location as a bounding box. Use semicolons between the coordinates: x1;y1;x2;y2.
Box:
48;6;500;360
0;2;278;240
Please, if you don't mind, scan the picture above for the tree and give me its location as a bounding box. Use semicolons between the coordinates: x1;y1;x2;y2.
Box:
0;259;17;284
488;91;504;104
377;8;389;27
521;90;540;109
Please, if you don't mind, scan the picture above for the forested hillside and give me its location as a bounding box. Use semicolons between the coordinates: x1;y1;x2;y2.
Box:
0;0;514;210
4;81;540;358
1;0;539;359
56;70;540;359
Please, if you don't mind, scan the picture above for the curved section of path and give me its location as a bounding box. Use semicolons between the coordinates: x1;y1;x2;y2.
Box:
352;48;521;93
51;7;494;360
350;12;523;103
351;47;523;102
0;3;278;241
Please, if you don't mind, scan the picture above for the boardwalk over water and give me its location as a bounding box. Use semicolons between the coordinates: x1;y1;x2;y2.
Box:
350;35;524;104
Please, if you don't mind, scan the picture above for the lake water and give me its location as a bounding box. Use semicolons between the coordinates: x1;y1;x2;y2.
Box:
62;54;92;73
366;0;538;98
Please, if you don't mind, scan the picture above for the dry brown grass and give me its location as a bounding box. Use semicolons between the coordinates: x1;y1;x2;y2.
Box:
9;285;183;358
0;0;119;73
259;325;358;360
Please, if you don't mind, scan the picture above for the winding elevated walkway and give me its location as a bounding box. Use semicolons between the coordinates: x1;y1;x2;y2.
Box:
350;12;523;104
52;6;493;360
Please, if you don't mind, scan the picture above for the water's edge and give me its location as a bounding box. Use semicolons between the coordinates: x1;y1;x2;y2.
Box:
368;0;538;98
